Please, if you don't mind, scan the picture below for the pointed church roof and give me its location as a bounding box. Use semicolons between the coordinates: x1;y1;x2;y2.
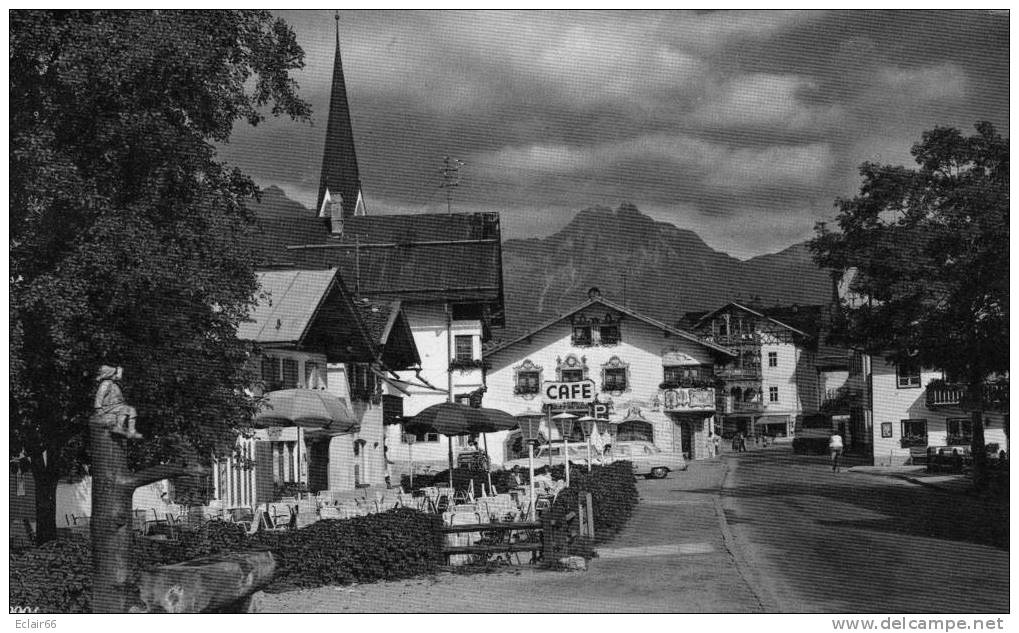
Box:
317;14;363;219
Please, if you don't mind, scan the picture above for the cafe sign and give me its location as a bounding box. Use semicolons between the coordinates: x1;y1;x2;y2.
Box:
543;379;596;403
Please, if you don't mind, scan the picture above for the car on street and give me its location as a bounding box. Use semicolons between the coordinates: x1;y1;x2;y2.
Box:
606;441;687;479
501;442;593;470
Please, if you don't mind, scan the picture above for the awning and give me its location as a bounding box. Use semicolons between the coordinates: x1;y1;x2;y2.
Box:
254;389;359;433
371;367;411;396
755;415;790;426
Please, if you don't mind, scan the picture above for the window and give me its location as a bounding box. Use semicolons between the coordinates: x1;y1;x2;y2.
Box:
572;326;592;346
946;418;972;445
348;363;378;401
454;335;474;362
261;356;278;390
261;356;298;391
515;370;540;394
282;359;299;389
850;351;864;376
616;420;654;442
599;325;620;345
561;369;584;383
403;425;439;443
900;418;928;447
603;367;627;391
305;362;326;389
769;387;779;402
896;364;921;388
663;365;707;385
768;352;778;367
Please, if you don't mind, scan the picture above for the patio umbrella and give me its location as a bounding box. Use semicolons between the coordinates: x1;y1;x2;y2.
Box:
405;402;518;436
254;389;359;433
405;402;518;488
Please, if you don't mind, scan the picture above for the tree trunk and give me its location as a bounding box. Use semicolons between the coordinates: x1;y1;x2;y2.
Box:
89;413;208;613
89;413;136;614
30;458;59;545
968;379;987;490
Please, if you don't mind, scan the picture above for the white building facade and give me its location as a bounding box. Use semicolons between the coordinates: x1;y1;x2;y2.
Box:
482;294;736;465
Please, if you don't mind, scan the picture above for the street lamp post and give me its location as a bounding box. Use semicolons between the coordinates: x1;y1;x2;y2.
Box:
403;433;416;490
552;412;577;488
515;411;544;520
578;415;597;472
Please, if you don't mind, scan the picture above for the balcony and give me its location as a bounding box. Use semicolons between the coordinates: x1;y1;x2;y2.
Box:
820;387;860;413
658;387;716;413
715;367;762;381
729;399;765;413
925;380;1009;411
708;332;759;346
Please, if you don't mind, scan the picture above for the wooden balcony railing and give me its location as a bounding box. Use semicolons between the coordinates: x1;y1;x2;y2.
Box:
926;381;1009;411
658;387;716;412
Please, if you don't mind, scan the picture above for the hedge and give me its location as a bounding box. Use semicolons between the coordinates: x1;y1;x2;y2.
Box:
552;461;639;545
252;508;444;592
10;508;445;611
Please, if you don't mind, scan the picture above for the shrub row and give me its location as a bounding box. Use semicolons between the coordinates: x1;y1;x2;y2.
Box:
11;508;445;612
252;508;444;592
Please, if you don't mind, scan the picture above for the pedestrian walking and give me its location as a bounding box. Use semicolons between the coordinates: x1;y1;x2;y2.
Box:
712;433;721;457
829;431;844;472
738;432;747;453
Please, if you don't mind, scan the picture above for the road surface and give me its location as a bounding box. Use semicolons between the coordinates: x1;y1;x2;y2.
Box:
722;445;1009;613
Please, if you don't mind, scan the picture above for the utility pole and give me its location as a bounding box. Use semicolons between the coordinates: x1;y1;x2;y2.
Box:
439;156;465;214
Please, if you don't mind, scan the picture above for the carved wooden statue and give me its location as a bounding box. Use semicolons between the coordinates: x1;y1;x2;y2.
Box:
94;365;143;439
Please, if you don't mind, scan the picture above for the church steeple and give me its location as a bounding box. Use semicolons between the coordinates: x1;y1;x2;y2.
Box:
317;12;365;233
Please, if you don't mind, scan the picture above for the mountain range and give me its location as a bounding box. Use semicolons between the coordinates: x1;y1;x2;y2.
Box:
250;189;834;339
496;202;833;340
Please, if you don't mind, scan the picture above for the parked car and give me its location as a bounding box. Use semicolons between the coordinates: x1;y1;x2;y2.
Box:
606;441;687;479
501;442;592;471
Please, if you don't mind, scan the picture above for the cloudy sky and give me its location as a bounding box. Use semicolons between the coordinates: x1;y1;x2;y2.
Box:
218;10;1009;260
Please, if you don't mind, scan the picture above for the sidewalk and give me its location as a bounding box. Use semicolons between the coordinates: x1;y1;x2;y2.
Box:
251;458;763;613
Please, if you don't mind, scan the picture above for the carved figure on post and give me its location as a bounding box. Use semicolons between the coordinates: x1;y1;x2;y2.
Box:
94;365;143;439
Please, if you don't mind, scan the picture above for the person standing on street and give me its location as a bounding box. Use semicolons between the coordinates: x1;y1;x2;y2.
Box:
829;430;845;473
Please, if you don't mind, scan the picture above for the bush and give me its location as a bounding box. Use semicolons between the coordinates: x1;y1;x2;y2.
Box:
556;461;639;545
401;466;518;495
253;507;444;592
10;535;93;613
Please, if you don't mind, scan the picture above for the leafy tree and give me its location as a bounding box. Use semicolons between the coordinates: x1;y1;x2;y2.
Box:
811;122;1008;484
10;10;311;546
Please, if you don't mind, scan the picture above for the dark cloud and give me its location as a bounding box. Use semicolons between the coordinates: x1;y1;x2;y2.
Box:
218;10;1008;259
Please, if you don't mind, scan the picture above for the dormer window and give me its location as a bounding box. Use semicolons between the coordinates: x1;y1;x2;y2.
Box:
572;326;592;346
599;325;620;345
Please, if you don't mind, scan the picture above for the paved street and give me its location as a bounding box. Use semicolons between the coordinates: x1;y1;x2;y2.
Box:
254;447;1008;613
721;444;1009;613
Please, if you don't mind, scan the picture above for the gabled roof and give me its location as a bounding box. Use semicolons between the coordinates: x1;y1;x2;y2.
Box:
485;296;736;358
239;269;338;344
284;212;505;312
690;302;811;339
239;269;377;363
316;21;363;220
354;299;420;369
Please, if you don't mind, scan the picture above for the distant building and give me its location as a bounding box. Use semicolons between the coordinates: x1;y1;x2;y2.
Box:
484;289;736;463
684;302;827;442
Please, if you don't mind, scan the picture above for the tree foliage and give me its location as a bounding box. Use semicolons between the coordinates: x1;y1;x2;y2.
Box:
10;10;311;539
810;122;1008;380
